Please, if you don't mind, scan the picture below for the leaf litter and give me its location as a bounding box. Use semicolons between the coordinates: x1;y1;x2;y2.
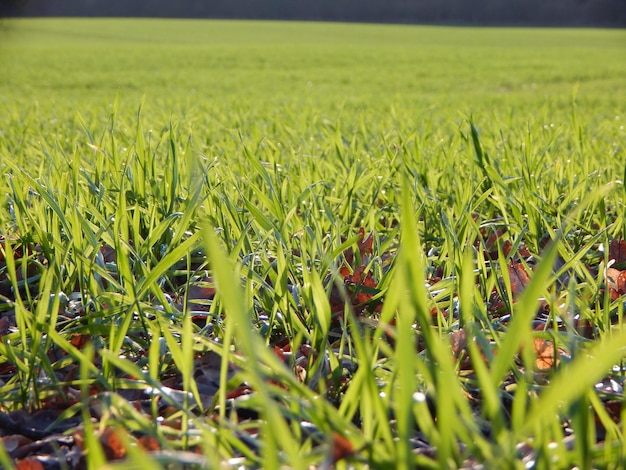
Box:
1;219;626;468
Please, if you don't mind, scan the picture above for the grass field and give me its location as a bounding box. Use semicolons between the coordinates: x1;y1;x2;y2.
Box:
0;18;626;468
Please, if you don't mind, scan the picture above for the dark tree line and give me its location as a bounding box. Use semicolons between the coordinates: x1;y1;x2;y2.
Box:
2;0;625;27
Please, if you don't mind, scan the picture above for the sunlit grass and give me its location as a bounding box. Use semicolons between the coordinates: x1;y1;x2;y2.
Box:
0;18;625;469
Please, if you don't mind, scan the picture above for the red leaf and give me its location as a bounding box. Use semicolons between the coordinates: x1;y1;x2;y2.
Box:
138;435;161;452
225;384;252;399
273;345;286;361
331;264;379;314
100;427;126;461
357;228;374;258
15;458;44;470
342;228;374;267
344;266;374;287
70;333;90;349
345;266;378;309
331;432;355;463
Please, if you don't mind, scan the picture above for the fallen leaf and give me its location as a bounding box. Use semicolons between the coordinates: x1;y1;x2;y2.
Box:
70;333;90;349
100;427;126;461
15;457;44;470
449;329;468;359
533;337;560;371
481;226;507;256
73;430;85;450
449;329;494;369
331;432;355;463
295;364;307;382
99;244;116;264
508;262;530;298
609;239;626;268
0;315;10;337
605;267;626;298
342;227;374;267
345;266;378;309
357;228;374;259
2;434;32;454
330;264;380;314
193;350;237;397
138;435;161;452
186;276;216;311
273;345;287;361
225;384;252;399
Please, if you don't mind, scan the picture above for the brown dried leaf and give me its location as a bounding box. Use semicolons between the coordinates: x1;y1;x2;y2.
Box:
488;262;532;314
15;457;44;470
357;228;374;258
225;384;252;400
508;262;531;298
449;329;468;359
73;430;85;450
100;427;126;461
483;227;506;253
342;228;374;268
605;267;626;298
70;333;90;349
449;329;493;370
99;244;117;264
533;337;560;371
331;432;355;463
138;435;161;452
609;239;626;268
0;315;10;337
295;364;307;383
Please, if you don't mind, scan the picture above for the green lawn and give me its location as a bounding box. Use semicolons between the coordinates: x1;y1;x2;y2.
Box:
1;19;625;126
0;18;626;468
